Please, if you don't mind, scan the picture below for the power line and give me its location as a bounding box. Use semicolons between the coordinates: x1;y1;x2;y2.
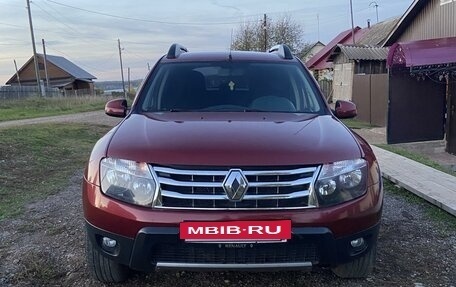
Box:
44;0;257;26
0;22;27;29
44;0;315;26
45;45;113;73
31;1;116;46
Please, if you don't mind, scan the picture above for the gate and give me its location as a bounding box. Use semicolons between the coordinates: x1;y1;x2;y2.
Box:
447;81;456;154
387;72;446;144
352;74;388;126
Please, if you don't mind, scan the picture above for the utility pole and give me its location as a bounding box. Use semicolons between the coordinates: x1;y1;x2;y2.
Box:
13;60;21;88
26;0;42;96
370;1;379;23
147;62;151;71
128;67;131;95
118;38;126;98
42;39;50;88
263;14;267;52
349;0;356;44
317;14;320;42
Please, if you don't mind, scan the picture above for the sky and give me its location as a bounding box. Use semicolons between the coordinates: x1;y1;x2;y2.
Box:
0;0;413;84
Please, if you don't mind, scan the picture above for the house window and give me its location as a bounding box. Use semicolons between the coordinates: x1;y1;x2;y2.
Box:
440;0;453;5
38;63;45;70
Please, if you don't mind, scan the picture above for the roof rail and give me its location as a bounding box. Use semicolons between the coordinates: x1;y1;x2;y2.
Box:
167;43;188;59
268;44;293;60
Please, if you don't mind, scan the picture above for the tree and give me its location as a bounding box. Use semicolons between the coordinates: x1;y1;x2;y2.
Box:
231;15;310;57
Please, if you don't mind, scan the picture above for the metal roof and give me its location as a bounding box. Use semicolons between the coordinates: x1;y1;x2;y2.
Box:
357;17;400;46
331;45;389;61
305;27;365;70
38;54;96;79
387;36;456;67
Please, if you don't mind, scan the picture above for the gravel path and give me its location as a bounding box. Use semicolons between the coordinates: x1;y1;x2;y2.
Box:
0;111;120;129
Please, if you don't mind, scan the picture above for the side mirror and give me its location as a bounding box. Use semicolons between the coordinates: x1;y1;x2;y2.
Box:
334;100;357;119
105;98;128;118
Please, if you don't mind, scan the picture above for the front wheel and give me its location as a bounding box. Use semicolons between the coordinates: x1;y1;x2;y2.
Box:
331;242;377;278
86;233;130;283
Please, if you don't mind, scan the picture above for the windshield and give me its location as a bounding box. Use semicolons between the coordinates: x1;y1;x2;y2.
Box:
139;61;325;113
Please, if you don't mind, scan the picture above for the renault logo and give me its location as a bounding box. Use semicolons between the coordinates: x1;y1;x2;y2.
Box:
223;169;249;201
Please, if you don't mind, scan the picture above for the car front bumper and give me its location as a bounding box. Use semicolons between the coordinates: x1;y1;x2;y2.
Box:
85;221;380;272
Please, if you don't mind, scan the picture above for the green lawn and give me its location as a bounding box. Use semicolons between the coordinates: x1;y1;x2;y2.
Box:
0;123;111;219
0;96;109;122
376;144;456;177
341;118;375;129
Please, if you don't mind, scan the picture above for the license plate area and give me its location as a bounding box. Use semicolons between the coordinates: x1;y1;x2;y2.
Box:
180;220;291;242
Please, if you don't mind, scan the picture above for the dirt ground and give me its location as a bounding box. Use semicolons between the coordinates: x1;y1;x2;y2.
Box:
0;172;455;287
0;112;455;286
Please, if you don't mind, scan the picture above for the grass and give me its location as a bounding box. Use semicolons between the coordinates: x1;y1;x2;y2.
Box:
14;251;65;284
0;123;111;219
0;96;109;122
341;118;375;129
384;180;456;233
376;144;456;177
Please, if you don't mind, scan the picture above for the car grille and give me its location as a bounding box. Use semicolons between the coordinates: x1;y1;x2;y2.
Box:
151;165;320;210
151;241;320;264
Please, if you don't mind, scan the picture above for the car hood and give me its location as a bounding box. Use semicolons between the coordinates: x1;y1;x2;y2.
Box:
107;113;362;166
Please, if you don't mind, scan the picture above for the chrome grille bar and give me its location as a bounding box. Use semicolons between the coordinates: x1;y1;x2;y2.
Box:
154;166;317;176
161;189;310;200
159;177;313;188
151;165;320;210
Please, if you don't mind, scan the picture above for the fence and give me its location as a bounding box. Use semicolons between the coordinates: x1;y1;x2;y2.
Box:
0;86;93;100
318;80;333;103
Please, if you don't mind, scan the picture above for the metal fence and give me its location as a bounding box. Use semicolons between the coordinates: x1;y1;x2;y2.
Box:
0;86;94;100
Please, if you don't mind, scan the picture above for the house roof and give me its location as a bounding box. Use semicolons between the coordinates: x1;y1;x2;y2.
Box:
306;27;365;70
382;0;428;46
38;54;96;79
6;54;96;85
303;41;325;53
329;45;389;61
357;17;400;46
387;36;456;68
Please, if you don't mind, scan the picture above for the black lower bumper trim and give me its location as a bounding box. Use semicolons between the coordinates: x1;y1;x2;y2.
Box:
85;222;380;272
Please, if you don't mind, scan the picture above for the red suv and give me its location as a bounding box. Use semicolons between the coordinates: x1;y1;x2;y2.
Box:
83;44;383;282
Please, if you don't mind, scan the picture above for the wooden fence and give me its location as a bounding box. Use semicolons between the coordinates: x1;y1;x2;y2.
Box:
0;86;93;99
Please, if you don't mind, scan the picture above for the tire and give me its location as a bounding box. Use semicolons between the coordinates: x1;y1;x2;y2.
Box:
86;233;130;283
331;242;377;278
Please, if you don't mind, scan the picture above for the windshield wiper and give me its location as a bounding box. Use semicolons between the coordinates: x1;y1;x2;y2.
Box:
167;109;193;112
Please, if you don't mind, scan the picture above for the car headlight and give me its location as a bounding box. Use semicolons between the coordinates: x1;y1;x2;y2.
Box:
100;158;157;206
314;159;368;207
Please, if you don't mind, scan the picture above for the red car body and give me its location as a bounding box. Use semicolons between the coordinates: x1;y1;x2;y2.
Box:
83;44;383;282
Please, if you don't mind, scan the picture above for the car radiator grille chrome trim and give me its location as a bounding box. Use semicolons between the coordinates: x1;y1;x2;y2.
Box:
151;165;320;210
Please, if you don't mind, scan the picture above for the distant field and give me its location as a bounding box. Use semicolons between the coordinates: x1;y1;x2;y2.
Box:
0;96;109;122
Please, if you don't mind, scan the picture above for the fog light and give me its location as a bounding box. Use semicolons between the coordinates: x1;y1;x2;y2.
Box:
102;237;117;248
350;237;365;248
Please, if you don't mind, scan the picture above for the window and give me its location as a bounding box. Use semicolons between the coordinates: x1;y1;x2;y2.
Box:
139;62;325;114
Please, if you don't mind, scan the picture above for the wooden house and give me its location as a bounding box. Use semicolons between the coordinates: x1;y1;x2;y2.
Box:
6;54;96;94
